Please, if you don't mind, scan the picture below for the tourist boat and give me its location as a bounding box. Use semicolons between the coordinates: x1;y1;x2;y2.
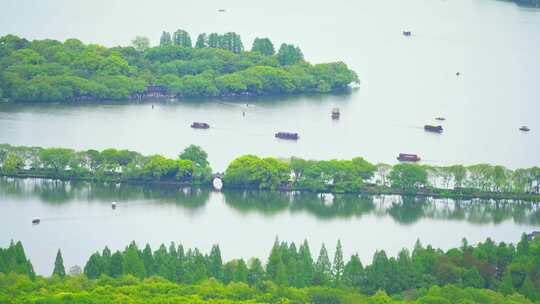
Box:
424;125;443;133
331;108;340;120
191;122;210;129
397;153;421;162
435;117;446;121
403;31;412;37
519;126;530;132
32;218;40;225
275;132;299;140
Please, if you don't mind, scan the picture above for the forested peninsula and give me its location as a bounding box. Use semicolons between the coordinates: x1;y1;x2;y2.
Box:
2;235;540;303
0;31;358;103
1;144;539;201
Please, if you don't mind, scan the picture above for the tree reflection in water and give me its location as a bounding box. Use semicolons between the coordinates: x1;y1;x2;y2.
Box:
1;177;539;225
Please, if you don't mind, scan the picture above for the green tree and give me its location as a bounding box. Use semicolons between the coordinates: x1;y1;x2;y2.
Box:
389;163;428;191
251;37;275;56
123;242;146;279
52;249;66;277
160;31;172;47
314;244;332;286
343;254;364;288
277;43;304;65
110;251;123;278
195;33;207;48
2;154;24;174
173;29;192;48
208;244;223;280
332;240;344;286
247;258;265;286
131;36;150;52
179;145;209;168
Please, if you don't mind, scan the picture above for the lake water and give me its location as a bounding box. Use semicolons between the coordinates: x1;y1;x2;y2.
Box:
0;0;539;171
0;0;540;275
1;177;539;275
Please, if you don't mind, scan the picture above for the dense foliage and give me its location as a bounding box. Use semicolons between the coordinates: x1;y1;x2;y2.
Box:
1;144;539;199
223;155;540;198
0;273;536;304
2;236;540;303
0;31;359;102
0;143;212;184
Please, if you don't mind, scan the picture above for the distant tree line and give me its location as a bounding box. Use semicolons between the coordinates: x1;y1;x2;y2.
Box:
1;144;539;199
511;0;540;7
0;143;212;184
0;31;359;102
2;235;540;302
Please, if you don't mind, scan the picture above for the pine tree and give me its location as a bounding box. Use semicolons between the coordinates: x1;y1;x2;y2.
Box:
122;242;146;279
176;244;185;283
275;260;288;286
208;244;223;281
160;31;172;47
195;33;207;48
314;243;331;286
332;240;344;286
52;249;66;277
84;252;102;279
235;259;248;283
266;239;283;281
101;247;111;276
343;254;364;288
110;251;123;278
208;33;220;48
173;29;192;48
223;261;235;284
142;244;154;276
297;240;314;287
247;258;264;286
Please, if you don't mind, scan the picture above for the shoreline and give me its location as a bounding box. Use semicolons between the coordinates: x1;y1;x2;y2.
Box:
3;172;539;202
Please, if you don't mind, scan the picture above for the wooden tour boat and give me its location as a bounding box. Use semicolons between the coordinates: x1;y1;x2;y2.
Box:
424;125;443;133
397;153;421;162
191;122;210;129
275;132;299;140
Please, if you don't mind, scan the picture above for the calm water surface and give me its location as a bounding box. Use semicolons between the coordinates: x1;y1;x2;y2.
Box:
1;178;539;275
0;0;539;170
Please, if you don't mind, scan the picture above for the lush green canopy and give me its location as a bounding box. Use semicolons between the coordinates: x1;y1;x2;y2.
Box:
0;32;359;102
